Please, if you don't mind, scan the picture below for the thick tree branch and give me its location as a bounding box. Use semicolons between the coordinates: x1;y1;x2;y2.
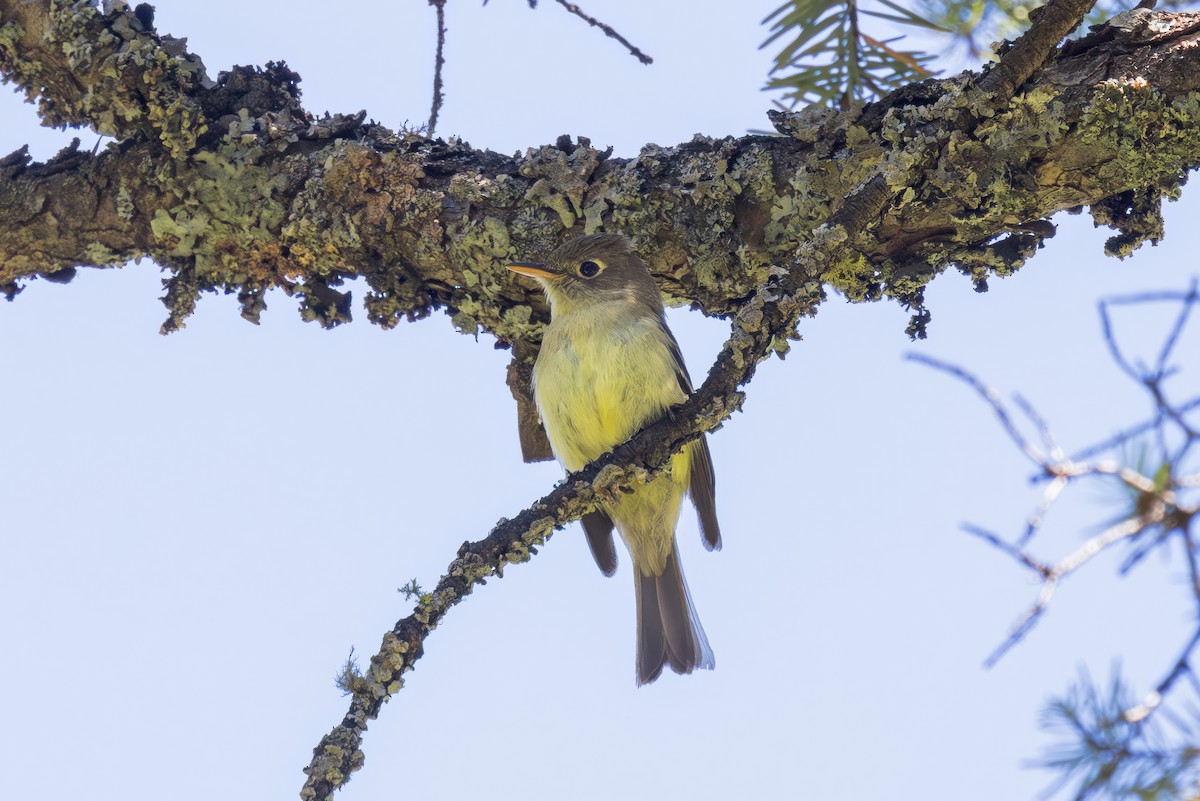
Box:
4;3;1200;342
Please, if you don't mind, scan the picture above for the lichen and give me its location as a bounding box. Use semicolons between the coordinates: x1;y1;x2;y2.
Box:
33;2;210;158
116;184;135;221
82;241;121;265
1078;82;1200;256
518;140;605;230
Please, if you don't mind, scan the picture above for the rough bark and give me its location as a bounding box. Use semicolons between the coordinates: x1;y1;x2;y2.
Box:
2;3;1199;342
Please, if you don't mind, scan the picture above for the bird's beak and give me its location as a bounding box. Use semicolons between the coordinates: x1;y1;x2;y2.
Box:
506;261;563;281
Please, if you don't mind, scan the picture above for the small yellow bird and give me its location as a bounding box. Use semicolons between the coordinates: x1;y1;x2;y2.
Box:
507;234;720;685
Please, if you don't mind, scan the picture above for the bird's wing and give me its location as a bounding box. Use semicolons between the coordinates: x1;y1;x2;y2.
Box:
581;510;619;576
660;319;722;551
690;436;721;551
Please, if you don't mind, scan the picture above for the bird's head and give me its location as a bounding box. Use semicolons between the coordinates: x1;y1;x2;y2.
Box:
506;234;663;318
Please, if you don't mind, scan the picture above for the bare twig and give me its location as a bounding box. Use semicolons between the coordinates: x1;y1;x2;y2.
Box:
1183;528;1200;608
1100;284;1200;440
984;514;1159;667
1020;473;1070;548
1126;627;1200;723
1099;297;1143;383
1152;279;1199;378
1069;397;1200;463
427;0;447;137
553;0;653;65
1118;527;1169;575
962;523;1051;576
1014;392;1065;463
915;283;1200;794
904;353;1048;467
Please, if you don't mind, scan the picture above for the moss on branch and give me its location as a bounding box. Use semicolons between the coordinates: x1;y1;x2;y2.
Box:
2;4;1200;343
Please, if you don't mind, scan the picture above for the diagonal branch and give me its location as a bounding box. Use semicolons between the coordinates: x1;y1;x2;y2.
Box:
553;0;652;65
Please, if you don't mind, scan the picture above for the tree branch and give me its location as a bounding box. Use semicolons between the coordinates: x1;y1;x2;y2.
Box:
426;0;447;137
912;285;1200;793
553;0;652;65
978;0;1095;99
5;3;1200;341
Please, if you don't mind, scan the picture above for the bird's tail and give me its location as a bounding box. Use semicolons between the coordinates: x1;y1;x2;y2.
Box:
634;540;714;686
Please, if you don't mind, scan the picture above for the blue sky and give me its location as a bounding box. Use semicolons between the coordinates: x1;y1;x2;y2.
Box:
1;2;1197;799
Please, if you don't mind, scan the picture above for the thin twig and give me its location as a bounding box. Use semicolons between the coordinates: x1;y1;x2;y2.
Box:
1015;392;1064;463
1153;278;1199;378
1068;397;1200;463
962;523;1051;576
1099;296;1143;383
1099;283;1200;440
1102;289;1198;308
1118;528;1168;575
553;0;653;65
1186;668;1200;699
1183;527;1200;611
985;513;1159;667
1147;377;1200;440
1125;628;1200;723
904;353;1047;467
1019;472;1069;548
427;0;447;137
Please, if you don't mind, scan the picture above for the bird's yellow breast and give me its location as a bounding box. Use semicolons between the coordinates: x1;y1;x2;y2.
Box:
533;301;686;473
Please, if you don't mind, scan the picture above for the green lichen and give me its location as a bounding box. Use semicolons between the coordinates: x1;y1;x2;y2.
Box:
82;241;120;265
764;167;830;254
1077;82;1200;256
823;251;881;302
116;184;135;221
730;148;779;206
29;2;210;159
524;179;577;228
518;141;605;231
444;215;520;336
148;147;287;277
0;21;26;62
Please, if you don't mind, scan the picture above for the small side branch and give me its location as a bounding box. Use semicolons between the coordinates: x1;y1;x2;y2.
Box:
905;353;1050;468
553;0;653;64
979;0;1097;100
427;0;447;137
981;514;1162;668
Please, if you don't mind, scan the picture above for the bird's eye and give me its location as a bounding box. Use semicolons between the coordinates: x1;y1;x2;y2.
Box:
579;260;602;278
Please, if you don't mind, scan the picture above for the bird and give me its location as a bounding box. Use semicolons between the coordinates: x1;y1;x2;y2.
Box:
506;234;721;685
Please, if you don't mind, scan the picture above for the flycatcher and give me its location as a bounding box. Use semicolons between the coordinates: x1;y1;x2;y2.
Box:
507;234;721;685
